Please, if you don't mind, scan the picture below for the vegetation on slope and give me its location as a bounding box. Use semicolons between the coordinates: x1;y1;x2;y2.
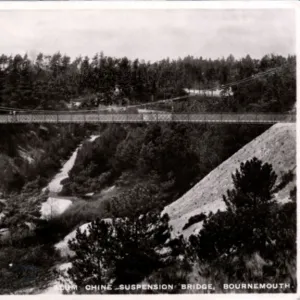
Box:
54;123;269;235
59;158;295;293
163;123;296;237
0;124;94;294
0;124;90;194
63;213;176;293
188;157;296;292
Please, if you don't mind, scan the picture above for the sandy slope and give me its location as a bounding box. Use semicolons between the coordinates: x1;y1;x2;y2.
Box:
55;222;91;257
42;147;81;194
162;123;296;239
40;197;73;219
42;135;100;194
40;135;101;219
89;135;100;142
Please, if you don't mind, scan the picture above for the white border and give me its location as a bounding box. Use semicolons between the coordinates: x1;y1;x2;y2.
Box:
0;1;298;300
0;1;297;10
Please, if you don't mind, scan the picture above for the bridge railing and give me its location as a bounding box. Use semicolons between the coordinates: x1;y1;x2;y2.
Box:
0;112;296;123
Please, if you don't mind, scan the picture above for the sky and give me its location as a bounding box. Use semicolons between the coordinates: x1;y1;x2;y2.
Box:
0;9;295;62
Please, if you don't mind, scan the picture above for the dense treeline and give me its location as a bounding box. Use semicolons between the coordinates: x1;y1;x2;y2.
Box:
0;52;295;111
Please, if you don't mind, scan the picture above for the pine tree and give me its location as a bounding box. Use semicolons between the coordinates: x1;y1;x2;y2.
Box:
65;213;172;293
190;157;279;261
223;157;277;212
67;219;119;291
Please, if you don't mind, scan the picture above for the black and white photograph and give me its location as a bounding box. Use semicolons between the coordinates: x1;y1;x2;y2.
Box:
0;4;296;295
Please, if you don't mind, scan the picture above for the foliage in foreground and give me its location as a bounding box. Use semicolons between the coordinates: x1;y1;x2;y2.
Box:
62;212;183;293
61;157;296;294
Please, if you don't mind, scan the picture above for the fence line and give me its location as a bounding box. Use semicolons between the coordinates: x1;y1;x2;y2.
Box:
0;113;295;124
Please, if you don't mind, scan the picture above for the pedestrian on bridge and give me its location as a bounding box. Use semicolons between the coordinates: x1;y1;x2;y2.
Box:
12;110;17;121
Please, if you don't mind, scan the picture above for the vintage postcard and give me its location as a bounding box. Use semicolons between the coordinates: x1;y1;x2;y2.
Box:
0;1;297;296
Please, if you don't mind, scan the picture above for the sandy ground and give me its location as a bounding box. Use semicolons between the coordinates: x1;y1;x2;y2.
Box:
40;197;73;219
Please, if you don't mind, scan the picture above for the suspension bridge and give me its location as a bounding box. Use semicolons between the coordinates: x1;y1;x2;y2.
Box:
0;111;295;124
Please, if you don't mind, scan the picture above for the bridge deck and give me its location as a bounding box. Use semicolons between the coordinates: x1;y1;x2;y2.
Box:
0;113;295;124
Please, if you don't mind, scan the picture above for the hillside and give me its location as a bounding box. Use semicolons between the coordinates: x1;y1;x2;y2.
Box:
7;122;294;294
163;123;296;238
0;124;91;195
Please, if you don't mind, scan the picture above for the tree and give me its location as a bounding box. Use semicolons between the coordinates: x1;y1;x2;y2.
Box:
223;157;277;212
67;219;120;289
138;124;199;193
109;182;161;218
112;213;171;285
187;158;296;291
0;51;295;112
189;157;295;289
190;157;279;261
65;213;173;293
